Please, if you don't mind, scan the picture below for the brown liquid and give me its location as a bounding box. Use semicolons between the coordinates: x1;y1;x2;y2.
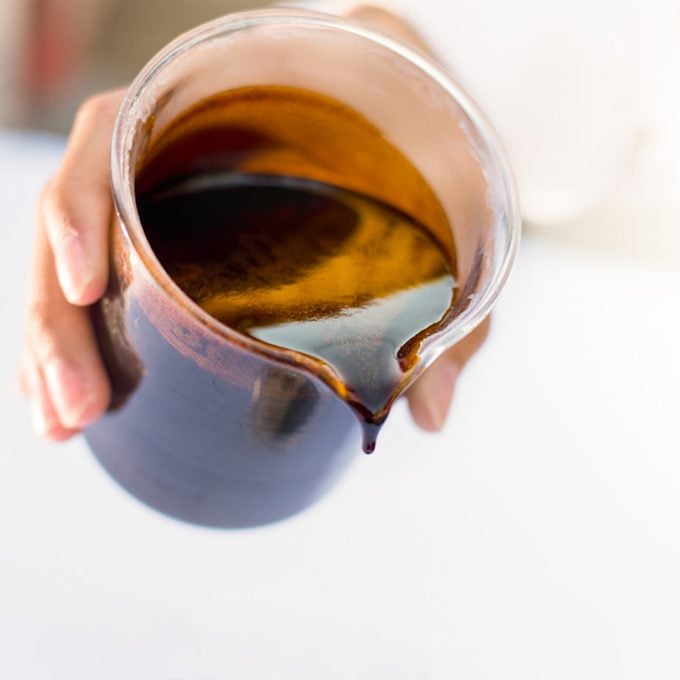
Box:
135;86;456;453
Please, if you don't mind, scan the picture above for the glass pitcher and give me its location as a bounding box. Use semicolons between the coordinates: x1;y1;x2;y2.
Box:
84;8;520;528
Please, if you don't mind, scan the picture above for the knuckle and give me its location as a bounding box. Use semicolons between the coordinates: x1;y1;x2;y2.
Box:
76;92;118;127
40;179;61;214
38;178;54;206
40;180;77;242
26;301;62;361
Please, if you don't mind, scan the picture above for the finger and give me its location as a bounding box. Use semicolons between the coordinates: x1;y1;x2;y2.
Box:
407;357;460;432
17;353;31;396
27;219;111;431
23;353;79;442
408;317;491;431
41;88;124;305
347;5;438;58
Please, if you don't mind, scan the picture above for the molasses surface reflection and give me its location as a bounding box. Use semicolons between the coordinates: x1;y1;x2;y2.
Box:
136;86;456;451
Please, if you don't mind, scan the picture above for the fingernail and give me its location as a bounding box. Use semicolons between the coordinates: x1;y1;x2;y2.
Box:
42;359;95;429
55;234;95;302
424;361;459;431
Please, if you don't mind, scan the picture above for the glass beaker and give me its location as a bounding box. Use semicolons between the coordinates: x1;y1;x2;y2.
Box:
85;8;520;528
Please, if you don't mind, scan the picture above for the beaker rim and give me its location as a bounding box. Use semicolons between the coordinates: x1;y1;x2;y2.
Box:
111;7;520;390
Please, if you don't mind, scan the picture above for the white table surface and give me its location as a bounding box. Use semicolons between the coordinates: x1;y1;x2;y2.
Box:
1;130;679;679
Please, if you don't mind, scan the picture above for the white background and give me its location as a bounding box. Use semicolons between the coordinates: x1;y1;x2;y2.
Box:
1;132;680;678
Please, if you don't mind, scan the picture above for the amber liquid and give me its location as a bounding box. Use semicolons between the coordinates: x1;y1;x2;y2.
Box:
136;86;456;453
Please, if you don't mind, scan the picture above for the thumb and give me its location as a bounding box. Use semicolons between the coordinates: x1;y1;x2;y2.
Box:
407;357;460;431
407;316;491;431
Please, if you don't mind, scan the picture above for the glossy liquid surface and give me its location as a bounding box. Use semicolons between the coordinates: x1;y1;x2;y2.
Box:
135;86;456;452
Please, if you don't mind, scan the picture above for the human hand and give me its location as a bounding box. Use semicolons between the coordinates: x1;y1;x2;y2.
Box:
21;89;124;440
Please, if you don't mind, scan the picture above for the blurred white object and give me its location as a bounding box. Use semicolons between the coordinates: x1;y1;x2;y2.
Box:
294;0;680;265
